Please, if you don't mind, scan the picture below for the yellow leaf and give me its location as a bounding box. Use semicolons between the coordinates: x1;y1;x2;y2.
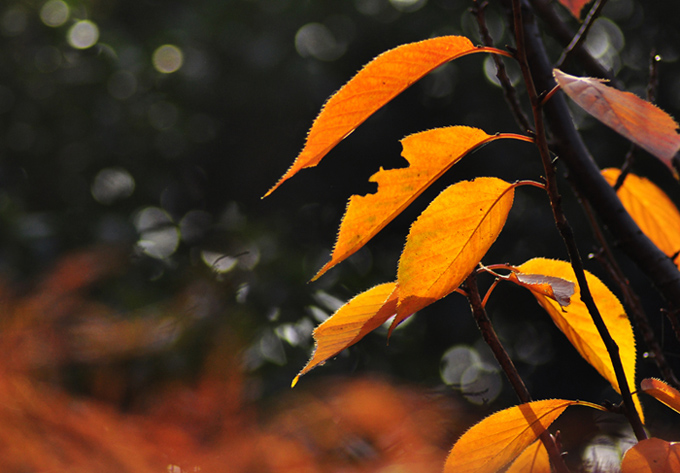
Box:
264;36;503;197
517;258;643;422
444;399;600;473
641;378;680;415
505;440;551;473
394;177;514;329
602;168;680;269
313;127;529;280
621;438;680;473
293;282;397;386
554;69;680;175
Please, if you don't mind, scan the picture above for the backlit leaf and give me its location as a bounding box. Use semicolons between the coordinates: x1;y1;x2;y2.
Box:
517;258;643;422
557;0;591;19
505;440;550;473
394;178;514;329
554;69;680;174
444;399;601;473
641;378;680;415
602;168;680;269
621;438;680;473
313;127;528;280
293;282;398;386
507;272;575;307
264;36;500;197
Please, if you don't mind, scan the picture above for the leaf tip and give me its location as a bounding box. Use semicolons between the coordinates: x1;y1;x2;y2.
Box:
291;375;300;388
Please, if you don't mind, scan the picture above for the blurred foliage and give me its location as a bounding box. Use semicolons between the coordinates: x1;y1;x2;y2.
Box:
1;0;680;469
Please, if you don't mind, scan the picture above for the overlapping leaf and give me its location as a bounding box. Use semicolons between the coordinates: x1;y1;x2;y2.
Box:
554;69;680;174
505;440;550;473
641;378;680;415
506;271;575;307
292;282;398;386
602;168;680;268
313;127;526;280
393;178;515;328
517;258;643;421
621;438;680;473
264;36;505;197
444;399;600;473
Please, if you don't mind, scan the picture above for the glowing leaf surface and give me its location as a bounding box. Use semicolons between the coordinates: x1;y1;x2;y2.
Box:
394;177;515;328
517;258;643;422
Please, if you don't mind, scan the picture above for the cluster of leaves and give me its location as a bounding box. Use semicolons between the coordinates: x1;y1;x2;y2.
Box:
266;1;680;471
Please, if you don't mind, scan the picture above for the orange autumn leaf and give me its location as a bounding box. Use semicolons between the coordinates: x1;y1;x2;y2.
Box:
393;178;514;329
602;168;680;268
557;0;591;19
264;36;507;197
621;438;680;473
444;399;601;473
505;440;551;473
517;258;643;422
313;127;530;280
293;282;398;386
554;69;680;174
506;271;575;307
641;378;680;415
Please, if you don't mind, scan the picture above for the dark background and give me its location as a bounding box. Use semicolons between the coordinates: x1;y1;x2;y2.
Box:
1;0;679;425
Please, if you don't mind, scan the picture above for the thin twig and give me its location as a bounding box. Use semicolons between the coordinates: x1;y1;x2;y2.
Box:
509;0;647;442
555;0;609;69
465;272;571;473
472;0;533;133
614;50;661;190
577;191;680;388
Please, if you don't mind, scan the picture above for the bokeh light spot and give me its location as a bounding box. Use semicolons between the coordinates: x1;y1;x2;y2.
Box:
91;167;135;205
389;0;427;13
67;20;99;49
295;23;346;61
40;0;70;27
134;207;179;259
1;6;28;37
152;45;183;73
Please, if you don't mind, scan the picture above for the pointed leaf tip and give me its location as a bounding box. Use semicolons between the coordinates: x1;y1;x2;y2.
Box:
265;36;499;196
295;283;398;381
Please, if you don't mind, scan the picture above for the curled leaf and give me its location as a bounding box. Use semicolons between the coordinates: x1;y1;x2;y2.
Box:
517;258;643;422
554;69;680;175
313;127;528;280
293;282;398;386
444;399;601;473
393;177;515;330
507;272;575;307
641;378;680;415
264;36;504;197
602;168;680;269
621;438;680;473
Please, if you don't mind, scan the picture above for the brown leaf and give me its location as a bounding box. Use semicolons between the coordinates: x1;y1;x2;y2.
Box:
507;272;575;307
554;69;680;175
